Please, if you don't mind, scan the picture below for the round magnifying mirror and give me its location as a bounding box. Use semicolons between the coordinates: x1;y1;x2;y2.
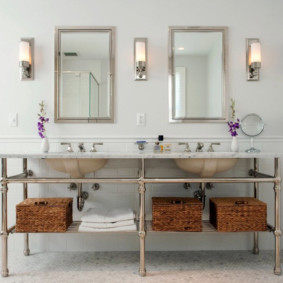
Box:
240;113;264;152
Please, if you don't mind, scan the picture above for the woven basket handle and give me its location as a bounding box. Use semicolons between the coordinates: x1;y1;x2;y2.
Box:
171;200;184;204
235;201;248;205
34;201;48;206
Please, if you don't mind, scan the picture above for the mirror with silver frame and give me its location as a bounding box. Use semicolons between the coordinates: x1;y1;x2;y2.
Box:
169;26;228;122
55;27;115;123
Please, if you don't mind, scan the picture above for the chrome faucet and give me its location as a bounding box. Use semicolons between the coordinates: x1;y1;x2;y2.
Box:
195;142;204;152
207;142;221;152
61;142;73;153
90;142;103;152
178;142;191;152
78;142;86;152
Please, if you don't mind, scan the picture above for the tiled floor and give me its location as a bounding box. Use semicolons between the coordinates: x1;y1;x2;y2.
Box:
2;250;283;283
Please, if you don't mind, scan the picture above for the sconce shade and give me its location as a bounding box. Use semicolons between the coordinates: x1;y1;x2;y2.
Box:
135;41;146;62
19;41;30;63
250;42;261;64
134;38;147;80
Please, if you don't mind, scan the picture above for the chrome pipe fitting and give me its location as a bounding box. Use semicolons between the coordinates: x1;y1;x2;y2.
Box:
183;183;191;190
91;183;100;191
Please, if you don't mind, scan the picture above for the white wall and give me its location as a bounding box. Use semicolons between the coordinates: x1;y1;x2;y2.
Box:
1;0;283;254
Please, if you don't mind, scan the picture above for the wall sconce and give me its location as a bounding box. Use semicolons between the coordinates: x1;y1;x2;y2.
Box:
134;38;147;80
19;38;34;80
246;38;261;81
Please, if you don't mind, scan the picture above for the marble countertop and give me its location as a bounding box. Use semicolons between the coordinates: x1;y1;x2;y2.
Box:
0;151;281;159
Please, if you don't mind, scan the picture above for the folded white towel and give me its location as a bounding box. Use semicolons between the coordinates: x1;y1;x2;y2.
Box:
81;207;135;223
78;223;137;232
80;219;135;229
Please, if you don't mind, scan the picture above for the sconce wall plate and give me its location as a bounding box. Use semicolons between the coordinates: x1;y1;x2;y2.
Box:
134;38;147;80
246;38;261;81
19;38;34;81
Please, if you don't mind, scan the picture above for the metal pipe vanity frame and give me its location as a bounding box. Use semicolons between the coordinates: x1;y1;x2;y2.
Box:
0;152;282;277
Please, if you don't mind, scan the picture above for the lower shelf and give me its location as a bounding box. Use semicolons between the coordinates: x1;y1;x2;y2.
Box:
11;220;272;234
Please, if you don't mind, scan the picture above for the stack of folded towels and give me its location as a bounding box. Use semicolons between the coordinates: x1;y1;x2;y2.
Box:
79;207;136;232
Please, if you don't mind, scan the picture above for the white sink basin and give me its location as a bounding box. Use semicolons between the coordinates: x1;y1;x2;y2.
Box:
45;158;108;178
175;158;238;177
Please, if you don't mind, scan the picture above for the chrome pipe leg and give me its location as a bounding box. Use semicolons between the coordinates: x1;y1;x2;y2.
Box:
23;234;30;256
201;182;206;209
253;158;259;254
77;183;84;211
273;158;282;275
23;159;30;256
138;181;146;277
1;158;9;277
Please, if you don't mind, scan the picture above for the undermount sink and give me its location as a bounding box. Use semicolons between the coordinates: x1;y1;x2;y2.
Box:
175;158;238;177
45;158;108;178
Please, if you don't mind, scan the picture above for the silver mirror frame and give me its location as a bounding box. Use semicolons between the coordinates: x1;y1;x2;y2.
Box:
54;26;115;123
169;26;228;123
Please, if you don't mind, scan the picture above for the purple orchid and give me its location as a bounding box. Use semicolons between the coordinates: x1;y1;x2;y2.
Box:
37;101;49;139
228;119;240;136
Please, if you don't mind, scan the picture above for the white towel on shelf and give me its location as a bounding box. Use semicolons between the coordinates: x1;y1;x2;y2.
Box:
78;223;137;232
80;219;135;229
81;207;135;223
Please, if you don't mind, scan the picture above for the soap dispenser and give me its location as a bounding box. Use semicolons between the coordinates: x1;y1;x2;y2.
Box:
158;135;164;152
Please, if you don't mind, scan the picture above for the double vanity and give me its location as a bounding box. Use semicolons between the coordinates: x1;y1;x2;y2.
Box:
0;150;281;277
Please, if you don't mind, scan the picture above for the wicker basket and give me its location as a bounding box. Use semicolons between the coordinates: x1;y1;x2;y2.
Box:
152;197;202;232
16;198;73;233
209;197;267;232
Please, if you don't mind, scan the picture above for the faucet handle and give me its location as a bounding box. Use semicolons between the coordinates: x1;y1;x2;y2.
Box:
207;142;221;152
78;142;86;152
196;142;204;152
178;142;191;152
90;142;103;152
60;142;73;153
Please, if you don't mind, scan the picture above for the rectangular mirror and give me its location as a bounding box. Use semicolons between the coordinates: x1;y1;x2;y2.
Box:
55;27;115;123
169;26;228;123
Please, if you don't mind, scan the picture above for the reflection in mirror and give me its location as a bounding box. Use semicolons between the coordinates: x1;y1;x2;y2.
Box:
55;27;115;123
241;113;264;152
169;27;228;122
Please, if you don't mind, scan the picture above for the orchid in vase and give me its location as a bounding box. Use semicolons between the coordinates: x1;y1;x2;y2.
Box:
227;99;240;136
38;101;49;139
228;99;240;151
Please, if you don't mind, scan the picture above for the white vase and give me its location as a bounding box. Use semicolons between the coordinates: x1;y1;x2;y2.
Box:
231;136;239;152
40;137;49;153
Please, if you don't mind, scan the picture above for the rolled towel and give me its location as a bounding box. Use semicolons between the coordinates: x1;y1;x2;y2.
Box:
80;219;135;229
78;223;137;232
81;207;135;223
